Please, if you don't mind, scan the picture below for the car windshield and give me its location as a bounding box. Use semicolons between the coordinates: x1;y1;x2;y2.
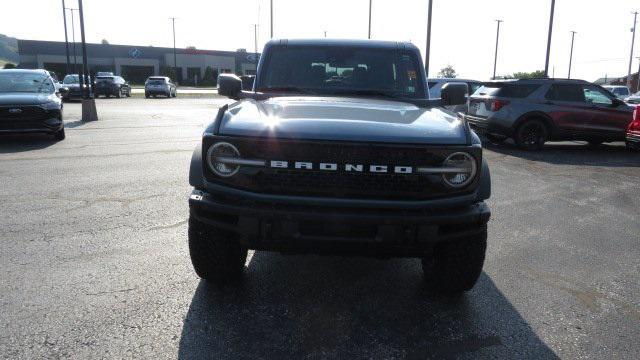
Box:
96;77;115;83
0;72;54;93
62;75;90;84
257;46;425;99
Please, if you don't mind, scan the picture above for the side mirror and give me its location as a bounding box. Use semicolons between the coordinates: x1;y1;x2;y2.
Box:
440;82;468;106
218;73;243;99
239;75;255;91
57;87;69;97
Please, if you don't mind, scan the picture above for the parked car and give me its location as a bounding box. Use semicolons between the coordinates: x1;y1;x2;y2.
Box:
144;76;177;98
428;78;482;114
0;69;66;140
189;39;491;294
624;91;640;104
603;85;631;100
465;79;635;150
627;106;640;150
61;74;91;101
94;75;131;98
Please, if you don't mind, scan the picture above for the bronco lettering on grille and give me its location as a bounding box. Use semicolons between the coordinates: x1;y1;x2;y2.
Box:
269;161;412;174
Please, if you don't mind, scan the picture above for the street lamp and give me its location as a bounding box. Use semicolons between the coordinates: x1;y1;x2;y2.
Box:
544;0;556;77
425;0;433;77
627;12;638;90
65;7;79;74
77;0;98;121
170;17;178;81
493;20;503;80
568;31;576;79
61;0;70;75
368;0;373;39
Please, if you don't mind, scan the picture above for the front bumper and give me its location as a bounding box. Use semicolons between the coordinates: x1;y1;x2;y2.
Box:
0;117;63;135
189;189;491;257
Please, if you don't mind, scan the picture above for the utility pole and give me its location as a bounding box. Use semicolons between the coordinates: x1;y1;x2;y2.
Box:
254;24;259;67
636;56;640;92
627;11;638;90
544;0;556;77
270;0;273;38
61;0;70;76
368;0;372;39
78;0;97;121
493;20;503;80
324;30;327;38
425;0;433;77
170;17;178;82
68;8;78;74
568;31;576;79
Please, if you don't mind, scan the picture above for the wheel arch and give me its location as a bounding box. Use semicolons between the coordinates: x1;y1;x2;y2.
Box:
513;111;556;136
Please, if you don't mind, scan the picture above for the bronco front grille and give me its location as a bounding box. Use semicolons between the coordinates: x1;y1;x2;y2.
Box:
204;137;480;200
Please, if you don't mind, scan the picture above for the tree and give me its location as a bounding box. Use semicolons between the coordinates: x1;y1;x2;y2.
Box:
202;66;217;87
511;70;546;79
101;39;109;45
160;65;177;80
186;46;197;50
3;62;16;69
437;65;457;78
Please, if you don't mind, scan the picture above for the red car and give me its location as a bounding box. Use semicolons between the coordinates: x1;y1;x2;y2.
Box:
627;106;640;150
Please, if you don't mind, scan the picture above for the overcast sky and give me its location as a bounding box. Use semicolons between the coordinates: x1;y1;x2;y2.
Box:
2;0;639;81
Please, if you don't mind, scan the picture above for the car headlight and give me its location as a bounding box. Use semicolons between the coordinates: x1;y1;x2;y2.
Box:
441;152;477;188
207;142;241;177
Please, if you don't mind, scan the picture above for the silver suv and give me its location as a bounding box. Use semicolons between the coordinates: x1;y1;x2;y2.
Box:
144;76;177;98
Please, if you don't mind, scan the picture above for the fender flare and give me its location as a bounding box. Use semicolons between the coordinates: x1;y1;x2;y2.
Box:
476;158;491;201
189;143;204;189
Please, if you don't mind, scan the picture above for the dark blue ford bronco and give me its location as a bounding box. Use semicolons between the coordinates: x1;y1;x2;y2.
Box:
188;39;491;293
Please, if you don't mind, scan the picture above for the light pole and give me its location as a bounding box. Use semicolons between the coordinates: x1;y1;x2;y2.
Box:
61;0;70;76
425;0;433;77
67;8;78;74
170;17;178;82
368;0;372;39
627;12;638;90
544;0;556;77
493;20;503;80
78;0;98;121
568;31;576;79
270;0;273;38
254;24;259;67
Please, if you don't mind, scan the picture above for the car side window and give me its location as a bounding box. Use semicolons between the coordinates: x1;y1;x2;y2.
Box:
583;86;613;106
546;84;585;102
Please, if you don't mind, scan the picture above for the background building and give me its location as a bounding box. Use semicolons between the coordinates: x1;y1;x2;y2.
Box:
17;39;258;85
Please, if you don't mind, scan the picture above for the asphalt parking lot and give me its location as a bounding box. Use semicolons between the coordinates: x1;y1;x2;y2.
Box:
1;97;639;359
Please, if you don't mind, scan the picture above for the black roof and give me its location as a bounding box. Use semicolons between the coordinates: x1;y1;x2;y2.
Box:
265;38;419;51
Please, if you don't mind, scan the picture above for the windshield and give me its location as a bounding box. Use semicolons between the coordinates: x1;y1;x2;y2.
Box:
96;77;115;83
0;72;54;93
62;75;90;84
257;46;425;99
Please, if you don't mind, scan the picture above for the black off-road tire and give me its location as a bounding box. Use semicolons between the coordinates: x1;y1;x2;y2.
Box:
514;119;549;151
188;216;247;284
54;128;66;141
422;228;487;294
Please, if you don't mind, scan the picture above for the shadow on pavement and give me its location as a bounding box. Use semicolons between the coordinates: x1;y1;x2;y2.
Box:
178;252;558;359
0;134;58;153
483;139;640;168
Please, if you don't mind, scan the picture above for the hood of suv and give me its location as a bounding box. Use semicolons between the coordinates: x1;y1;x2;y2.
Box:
0;93;56;106
218;97;467;144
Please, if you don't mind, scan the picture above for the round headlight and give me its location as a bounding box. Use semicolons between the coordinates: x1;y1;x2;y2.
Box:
442;152;477;188
207;142;241;177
